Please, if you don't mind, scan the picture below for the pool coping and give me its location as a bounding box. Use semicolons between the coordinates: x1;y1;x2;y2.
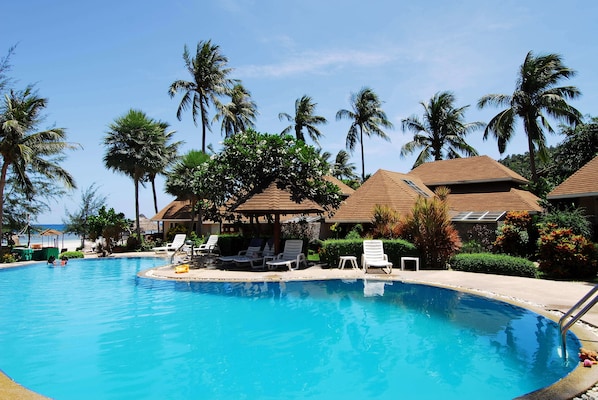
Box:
2;253;598;399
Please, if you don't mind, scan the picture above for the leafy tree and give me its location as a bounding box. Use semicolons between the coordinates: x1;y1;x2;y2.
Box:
169;40;234;152
336;87;393;182
551;116;598;183
208;130;342;215
87;206;130;254
164;150;212;235
213;83;257;137
103;109;173;242
279;95;327;145
63;183;107;249
0;87;77;253
478;51;582;184
401;91;482;168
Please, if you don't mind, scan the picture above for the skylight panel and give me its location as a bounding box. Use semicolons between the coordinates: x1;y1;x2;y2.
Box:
402;179;430;197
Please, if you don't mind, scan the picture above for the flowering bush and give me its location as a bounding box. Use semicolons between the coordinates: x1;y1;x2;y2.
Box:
537;223;597;279
493;211;534;258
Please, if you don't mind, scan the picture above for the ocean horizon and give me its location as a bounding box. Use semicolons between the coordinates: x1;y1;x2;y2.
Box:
17;224;81;250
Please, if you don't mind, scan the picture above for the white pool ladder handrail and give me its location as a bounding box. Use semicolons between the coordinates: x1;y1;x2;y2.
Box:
559;284;598;357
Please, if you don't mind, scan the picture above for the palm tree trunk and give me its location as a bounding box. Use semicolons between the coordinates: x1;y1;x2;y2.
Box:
134;179;141;243
527;135;538;184
150;178;160;232
0;162;9;255
359;126;366;182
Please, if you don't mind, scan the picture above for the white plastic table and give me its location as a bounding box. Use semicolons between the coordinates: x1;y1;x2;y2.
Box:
400;256;420;271
338;256;359;270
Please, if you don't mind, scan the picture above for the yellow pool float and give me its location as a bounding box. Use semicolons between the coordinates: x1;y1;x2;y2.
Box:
174;264;189;274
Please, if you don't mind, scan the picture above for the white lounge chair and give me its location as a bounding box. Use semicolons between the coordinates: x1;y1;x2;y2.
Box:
361;240;392;274
152;234;187;253
195;235;219;256
265;239;307;271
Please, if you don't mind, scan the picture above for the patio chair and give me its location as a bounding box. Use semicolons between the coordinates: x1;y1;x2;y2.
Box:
195;235;219;256
152;234;187;253
218;238;264;264
361;240;392;274
265;239;307;271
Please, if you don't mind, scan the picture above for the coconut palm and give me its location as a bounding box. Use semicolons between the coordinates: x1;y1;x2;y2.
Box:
478;51;581;183
279;95;327;145
213;83;258;137
103;109;172;240
331;150;358;180
401;91;482;168
169;40;234;152
336;87;393;182
0;87;77;251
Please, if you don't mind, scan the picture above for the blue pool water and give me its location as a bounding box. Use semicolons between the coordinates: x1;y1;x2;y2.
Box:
0;258;579;399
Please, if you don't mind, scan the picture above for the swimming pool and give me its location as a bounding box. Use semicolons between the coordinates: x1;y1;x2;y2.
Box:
0;257;580;399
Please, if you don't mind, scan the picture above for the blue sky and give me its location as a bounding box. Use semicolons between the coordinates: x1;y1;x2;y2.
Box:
3;0;597;224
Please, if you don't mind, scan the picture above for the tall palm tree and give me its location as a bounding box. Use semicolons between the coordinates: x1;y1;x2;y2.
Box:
332;150;358;180
0;87;77;250
478;51;582;183
279;95;327;145
144;124;181;231
103;109;170;240
336;87;393;182
401;91;482;168
169;40;234;152
213;83;258;137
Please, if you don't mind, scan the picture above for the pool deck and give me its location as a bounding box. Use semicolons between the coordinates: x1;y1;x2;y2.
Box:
3;252;598;399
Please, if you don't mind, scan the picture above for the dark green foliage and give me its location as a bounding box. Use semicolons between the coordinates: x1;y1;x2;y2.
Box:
319;239;417;268
539;206;593;239
450;253;538;278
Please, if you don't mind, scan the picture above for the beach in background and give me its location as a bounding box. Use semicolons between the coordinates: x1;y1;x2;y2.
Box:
16;224;90;252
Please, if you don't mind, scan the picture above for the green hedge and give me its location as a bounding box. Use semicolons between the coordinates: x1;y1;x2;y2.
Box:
58;250;85;259
319;239;418;268
450;253;538;278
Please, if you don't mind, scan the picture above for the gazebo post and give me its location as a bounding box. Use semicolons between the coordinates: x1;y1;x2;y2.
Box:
274;214;281;254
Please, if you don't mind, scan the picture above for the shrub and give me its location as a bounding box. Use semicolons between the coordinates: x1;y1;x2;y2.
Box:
539;206;593;239
537;224;597;279
2;253;16;263
58;251;85;259
450;253;538;278
461;224;495;253
397;187;461;269
319;239;417;268
371;205;401;239
493;211;535;258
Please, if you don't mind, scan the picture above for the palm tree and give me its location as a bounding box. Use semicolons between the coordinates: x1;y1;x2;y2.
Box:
478;51;581;183
0;87;77;251
279;95;327;145
143;124;181;231
332;150;358;180
165;150;211;235
213;83;258;137
336;87;393;182
401;91;482;168
103;109;171;241
169;40;234;152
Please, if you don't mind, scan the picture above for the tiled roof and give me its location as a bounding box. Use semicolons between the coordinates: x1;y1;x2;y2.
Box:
445;188;542;213
234;181;324;215
151;200;193;221
408;155;528;185
323;175;355;197
548;155;598;199
328;169;434;223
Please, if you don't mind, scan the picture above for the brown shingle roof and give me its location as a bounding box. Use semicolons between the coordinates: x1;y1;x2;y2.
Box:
151;200;192;221
323;175;355;197
408;155;528;186
234;181;324;215
328;169;434;223
446;188;542;213
547;155;598;199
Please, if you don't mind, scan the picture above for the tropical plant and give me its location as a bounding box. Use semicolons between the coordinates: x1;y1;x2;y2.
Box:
213;83;257;137
336;87;393;182
87;206;130;254
493;211;535;258
164;150;212;235
0;87;78;253
539;206;592;239
103;109;174;242
63;183;107;249
279;95;327;145
551;116;598;183
169;40;234;152
401;91;482;168
331;149;358;181
371;204;401;239
537;223;597;279
397;187;461;269
478;51;582;184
